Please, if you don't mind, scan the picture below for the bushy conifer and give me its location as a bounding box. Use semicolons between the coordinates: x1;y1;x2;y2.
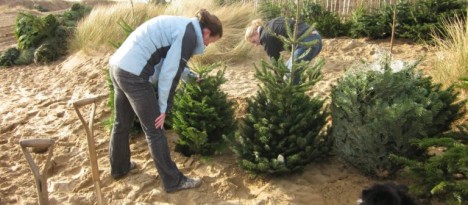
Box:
172;64;235;156
390;123;468;204
231;58;331;174
331;59;465;177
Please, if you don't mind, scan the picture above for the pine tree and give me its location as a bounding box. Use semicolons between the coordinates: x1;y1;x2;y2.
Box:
230;2;331;175
172;63;235;156
231;59;331;175
331;59;466;177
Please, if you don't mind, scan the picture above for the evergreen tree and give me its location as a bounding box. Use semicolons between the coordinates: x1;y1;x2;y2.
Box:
390;73;468;203
390;123;468;204
331;59;465;177
231;59;331;175
230;4;331;174
172;63;235;156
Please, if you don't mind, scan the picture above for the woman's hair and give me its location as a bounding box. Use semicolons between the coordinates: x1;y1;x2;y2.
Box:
195;9;223;37
244;19;264;41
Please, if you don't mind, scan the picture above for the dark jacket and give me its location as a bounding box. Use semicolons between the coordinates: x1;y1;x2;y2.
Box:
259;17;311;60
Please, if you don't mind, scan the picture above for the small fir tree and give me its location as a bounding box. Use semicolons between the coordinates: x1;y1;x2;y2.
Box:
331;59;465;177
231;3;331;175
172;63;235;156
390;123;468;204
231;59;331;175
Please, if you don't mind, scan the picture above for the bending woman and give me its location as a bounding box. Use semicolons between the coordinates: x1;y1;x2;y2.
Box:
108;9;222;193
245;17;322;84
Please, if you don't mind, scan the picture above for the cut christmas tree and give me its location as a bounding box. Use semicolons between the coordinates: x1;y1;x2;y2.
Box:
172;63;236;157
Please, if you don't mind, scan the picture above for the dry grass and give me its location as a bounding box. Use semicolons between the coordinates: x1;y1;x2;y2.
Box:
69;2;165;53
190;3;260;65
70;0;260;65
430;15;468;100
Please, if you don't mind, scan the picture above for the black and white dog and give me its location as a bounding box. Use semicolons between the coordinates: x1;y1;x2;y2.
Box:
357;182;419;205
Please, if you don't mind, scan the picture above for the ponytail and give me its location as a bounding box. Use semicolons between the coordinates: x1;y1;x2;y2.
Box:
195;9;223;37
245;19;264;41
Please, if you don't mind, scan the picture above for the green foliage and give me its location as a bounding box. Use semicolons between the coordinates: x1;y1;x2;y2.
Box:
390;124;468;204
0;48;20;67
348;0;466;42
258;0;466;42
173;64;235;156
348;5;393;39
15;13;49;50
214;0;244;6
7;3;91;66
34;40;59;64
331;59;466;177
231;57;331;175
14;48;35;65
398;0;466;43
455;76;468;90
231;5;331;175
258;1;348;38
289;2;349;38
58;3;92;28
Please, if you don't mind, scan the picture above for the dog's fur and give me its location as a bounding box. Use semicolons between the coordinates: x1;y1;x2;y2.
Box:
357;182;419;205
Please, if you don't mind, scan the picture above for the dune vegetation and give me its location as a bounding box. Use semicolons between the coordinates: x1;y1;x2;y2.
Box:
70;1;259;64
430;15;468;101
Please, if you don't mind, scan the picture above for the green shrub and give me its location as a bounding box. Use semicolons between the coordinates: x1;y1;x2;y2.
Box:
349;5;393;39
172;64;235;156
14;48;35;65
258;1;349;38
9;3;89;66
34;41;59;63
0;47;20;67
58;3;92;27
348;0;466;42
292;2;349;38
331;59;465;177
14;13;47;50
390;123;468;204
398;0;466;43
312;11;349;38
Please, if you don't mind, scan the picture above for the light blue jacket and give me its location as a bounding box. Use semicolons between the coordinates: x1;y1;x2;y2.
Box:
109;15;205;113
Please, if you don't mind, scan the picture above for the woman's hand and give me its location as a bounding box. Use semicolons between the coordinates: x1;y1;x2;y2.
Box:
155;113;166;129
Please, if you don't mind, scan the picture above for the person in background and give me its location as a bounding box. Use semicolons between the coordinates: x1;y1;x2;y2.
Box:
245;17;322;84
108;9;222;193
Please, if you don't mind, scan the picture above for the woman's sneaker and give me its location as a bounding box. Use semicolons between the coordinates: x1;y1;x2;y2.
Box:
180;178;202;189
167;177;202;193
